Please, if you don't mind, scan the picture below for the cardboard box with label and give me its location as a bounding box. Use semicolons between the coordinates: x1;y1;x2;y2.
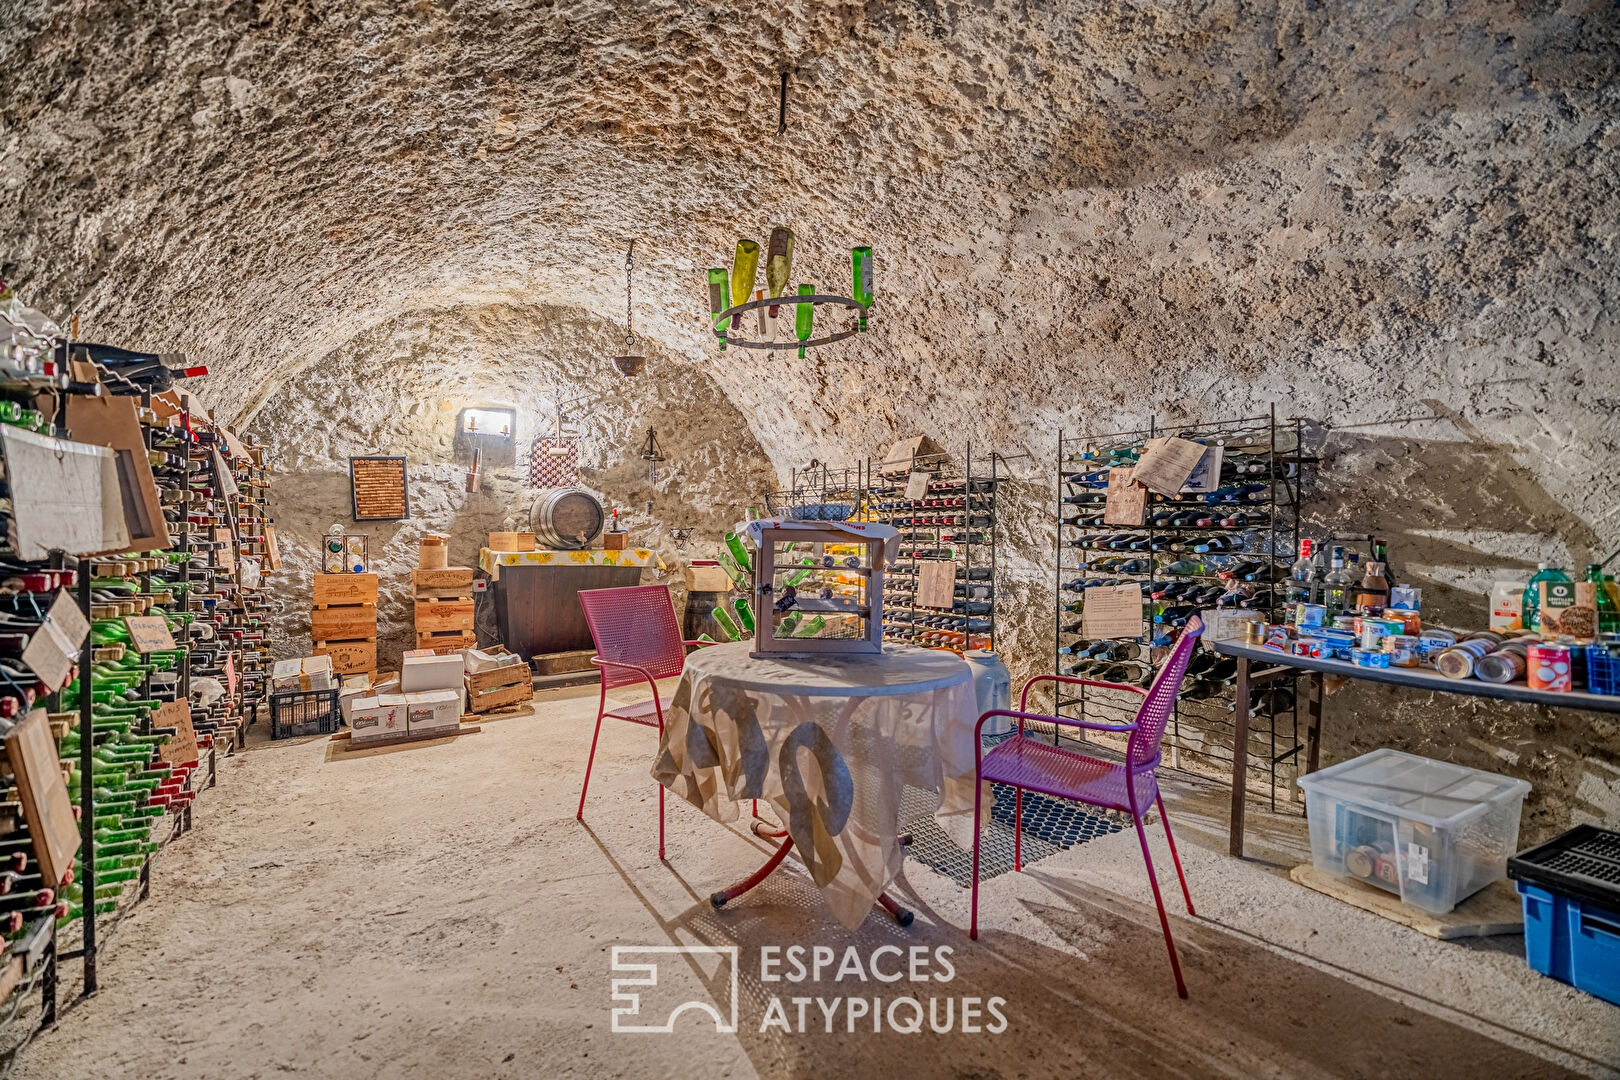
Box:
349;693;408;741
405;689;461;734
402;652;465;708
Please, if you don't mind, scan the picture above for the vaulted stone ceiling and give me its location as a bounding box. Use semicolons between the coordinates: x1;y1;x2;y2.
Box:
3;0;1615;490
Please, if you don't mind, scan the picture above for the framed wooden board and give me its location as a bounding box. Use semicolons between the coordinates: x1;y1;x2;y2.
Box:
6;711;79;888
350;456;410;521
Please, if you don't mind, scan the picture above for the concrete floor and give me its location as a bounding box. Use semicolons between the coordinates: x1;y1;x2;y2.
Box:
15;684;1619;1080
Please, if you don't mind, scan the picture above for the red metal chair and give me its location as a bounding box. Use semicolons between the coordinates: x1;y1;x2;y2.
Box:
969;616;1204;998
577;584;712;860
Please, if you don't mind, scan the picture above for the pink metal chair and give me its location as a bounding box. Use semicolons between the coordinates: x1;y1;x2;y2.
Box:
577;584;712;860
969;616;1204;998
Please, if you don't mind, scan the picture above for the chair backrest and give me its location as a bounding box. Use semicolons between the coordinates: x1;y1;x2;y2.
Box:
1127;615;1205;769
577;585;687;689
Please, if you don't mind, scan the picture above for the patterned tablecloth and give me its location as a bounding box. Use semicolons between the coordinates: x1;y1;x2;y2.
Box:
654;641;978;928
478;547;665;580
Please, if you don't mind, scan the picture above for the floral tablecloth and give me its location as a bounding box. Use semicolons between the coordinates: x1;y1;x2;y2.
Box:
478;547;665;580
654;641;978;928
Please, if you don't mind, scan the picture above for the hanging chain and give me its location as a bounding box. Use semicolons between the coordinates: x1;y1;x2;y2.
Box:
624;239;637;349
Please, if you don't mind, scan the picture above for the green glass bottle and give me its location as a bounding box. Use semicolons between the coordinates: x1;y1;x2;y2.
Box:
730;241;759;331
791;615;826;638
732;596;755;634
707;268;730;349
851;246;873;330
1588;564;1620;634
711;603;742;643
723;532;752;575
795;284;814;358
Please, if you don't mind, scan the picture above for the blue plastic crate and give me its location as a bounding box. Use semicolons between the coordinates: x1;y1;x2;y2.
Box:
1587;646;1620;696
1517;883;1620;1006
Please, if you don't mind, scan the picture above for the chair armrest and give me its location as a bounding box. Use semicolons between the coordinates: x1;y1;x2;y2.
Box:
1020;672;1147;711
976;709;1139;738
591;655;660;685
681;639;718;649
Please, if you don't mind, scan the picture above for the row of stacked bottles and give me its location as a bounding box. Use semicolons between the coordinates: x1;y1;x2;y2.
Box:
1053;410;1312;805
0;285;271;1054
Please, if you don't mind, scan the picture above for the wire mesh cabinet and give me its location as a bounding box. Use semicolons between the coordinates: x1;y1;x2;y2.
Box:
751;523;884;658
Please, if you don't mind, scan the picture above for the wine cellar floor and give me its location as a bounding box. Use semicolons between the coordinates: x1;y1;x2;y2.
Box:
15;686;1615;1080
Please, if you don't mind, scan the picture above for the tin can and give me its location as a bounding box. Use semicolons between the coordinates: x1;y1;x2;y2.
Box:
1244;620;1267;645
1333;616;1358;632
1295;603;1327;630
1351;648;1390;668
1527;643;1573;692
1290;637;1324;658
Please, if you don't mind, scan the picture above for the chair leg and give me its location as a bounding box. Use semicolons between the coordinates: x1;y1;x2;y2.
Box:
1133;813;1188;999
1013;786;1024;872
658;783;666;861
1156;791;1195;915
969;775;984;940
576;712;605;821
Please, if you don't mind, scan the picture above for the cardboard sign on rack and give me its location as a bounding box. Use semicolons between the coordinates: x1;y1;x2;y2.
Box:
1181;444;1225;494
264;524;282;570
155;700;199;767
215;527;236;574
64;393;173;553
916;559;957;609
20;590;91;691
1132;437;1208;497
1081;583;1145;640
878;435;944;477
124;614;178;653
6;710;79;890
904;471;931;501
1103;467;1147;526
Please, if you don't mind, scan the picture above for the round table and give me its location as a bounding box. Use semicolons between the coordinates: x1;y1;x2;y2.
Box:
654;641;978;929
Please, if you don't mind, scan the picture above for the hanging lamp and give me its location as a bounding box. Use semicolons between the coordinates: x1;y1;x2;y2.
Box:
612;240;646;377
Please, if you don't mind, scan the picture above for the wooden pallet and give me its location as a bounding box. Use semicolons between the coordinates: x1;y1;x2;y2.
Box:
1289;865;1524;939
331;724;481;751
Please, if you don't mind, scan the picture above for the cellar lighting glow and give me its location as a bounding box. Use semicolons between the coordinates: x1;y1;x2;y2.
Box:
461;407;515;436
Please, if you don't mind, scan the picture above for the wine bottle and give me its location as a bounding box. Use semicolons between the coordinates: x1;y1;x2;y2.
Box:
795;284;814;358
851;246;874;330
729;240;759;330
765;227;794;317
706;268;730;347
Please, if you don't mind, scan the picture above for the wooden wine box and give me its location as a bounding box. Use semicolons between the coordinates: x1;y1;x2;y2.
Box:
313;573;379;606
412;566;476;652
311;604;379;643
465;651;534;714
312;639;378;676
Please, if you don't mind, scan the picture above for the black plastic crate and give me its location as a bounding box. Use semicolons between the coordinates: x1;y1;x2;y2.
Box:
269;688;340;740
1508;824;1620;910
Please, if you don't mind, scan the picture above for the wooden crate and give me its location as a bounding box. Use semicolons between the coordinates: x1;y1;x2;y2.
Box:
312;639;377;675
313;573;379;606
411;566;475;591
465;656;534;713
416;628;476;654
414;599;475;634
488;532;536;552
312;603;378;643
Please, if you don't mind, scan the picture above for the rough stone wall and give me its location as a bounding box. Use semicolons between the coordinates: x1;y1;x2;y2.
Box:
243;302;776;668
1;0;1616;831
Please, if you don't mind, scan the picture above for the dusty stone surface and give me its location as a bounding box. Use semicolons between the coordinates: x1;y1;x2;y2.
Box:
0;1;1616;824
244;301;776;668
12;694;1618;1079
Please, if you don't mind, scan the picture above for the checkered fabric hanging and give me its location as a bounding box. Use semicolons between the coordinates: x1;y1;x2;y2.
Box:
528;436;580;487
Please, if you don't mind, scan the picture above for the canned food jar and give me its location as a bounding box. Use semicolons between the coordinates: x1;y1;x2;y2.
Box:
1527;643;1573;692
1384;635;1421;668
1333;616;1358;631
1352;648;1391;668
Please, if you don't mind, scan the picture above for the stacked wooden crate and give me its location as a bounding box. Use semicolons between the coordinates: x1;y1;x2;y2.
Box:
311;573;379;676
413;566;476;653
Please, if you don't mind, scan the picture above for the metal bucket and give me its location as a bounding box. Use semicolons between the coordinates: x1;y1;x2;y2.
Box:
530;487;605;550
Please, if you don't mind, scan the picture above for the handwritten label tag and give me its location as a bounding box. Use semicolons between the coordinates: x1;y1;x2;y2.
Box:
1180;444;1224;493
155;700;199;766
916;560;957;609
21;590;92;691
124;615;177;654
1081;583;1145;640
1103;467;1147;526
904;471;930;501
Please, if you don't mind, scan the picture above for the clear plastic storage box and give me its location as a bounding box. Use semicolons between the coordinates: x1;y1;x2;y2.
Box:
1298;749;1530;913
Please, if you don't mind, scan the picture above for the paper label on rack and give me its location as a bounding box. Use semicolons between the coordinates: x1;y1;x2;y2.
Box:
1180;444;1224;493
125;615;177;653
1103;467;1147;526
20;590;92;691
1081;584;1144;639
916;559;956;609
1132;436;1207;497
904;471;930;501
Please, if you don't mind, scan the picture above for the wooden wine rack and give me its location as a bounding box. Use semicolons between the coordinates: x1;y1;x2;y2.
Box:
412;566;475;653
311;572;379;675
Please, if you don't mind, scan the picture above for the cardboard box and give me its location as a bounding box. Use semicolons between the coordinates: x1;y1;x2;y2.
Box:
349;693;407;740
405;689;461;733
401;652;464;692
684;562;732;592
271;654;335;692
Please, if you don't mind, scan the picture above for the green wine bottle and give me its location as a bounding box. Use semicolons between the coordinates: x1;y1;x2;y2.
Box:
732;597;756;634
851;246;873;331
791;615;826;638
711;603;742;643
765;227;794;318
723;531;752;575
707;268;730;349
730;240;759;331
795;284;814;358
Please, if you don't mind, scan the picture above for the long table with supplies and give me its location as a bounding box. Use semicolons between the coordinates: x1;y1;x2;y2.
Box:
1209;637;1620;858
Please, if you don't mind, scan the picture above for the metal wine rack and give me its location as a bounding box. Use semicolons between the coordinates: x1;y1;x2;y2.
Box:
1051;407;1313;807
